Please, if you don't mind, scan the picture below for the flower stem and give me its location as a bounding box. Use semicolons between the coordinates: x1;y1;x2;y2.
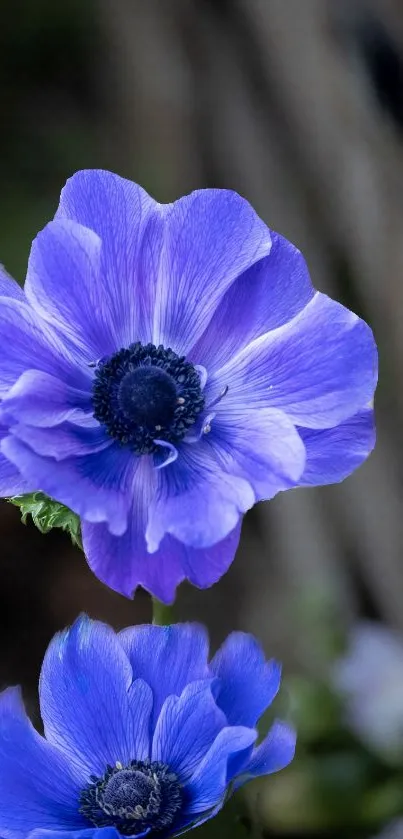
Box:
151;596;175;625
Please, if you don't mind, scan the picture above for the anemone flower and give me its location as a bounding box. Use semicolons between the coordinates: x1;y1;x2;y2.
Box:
0;616;296;838
0;170;377;600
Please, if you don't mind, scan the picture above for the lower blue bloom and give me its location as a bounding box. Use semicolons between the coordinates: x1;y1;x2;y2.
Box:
0;617;295;839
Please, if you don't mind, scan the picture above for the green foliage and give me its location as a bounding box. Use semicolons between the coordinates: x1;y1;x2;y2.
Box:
9;492;82;548
192;794;255;839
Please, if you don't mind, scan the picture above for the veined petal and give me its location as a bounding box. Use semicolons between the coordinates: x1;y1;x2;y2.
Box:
29;829;120;839
211;633;282;727
0;423;32;496
82;515;241;602
210;407;306;501
25;220;112;360
183;727;257;815
297;409;375;485
0;687;85;839
211;292;377;429
237;720;296;783
39;616;149;777
1;436;131;535
152;189;271;354
0;370;92;428
124;678;153;762
0;265;25;301
176;522;241;588
82;518;184;603
55;169;162;347
119;624;209;727
9;423;111;461
0;299;90;397
190;231;314;372
82;456;169;599
82;454;243;599
146;445;254;551
152;682;226;782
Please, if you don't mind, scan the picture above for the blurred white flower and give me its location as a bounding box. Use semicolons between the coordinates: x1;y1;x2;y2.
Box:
333;621;403;764
373;818;403;838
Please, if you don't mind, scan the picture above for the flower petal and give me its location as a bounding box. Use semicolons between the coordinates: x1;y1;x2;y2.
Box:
55;169;162;347
0;265;25;301
211;292;378;429
297;409;375;485
83;492;241;601
238;720;296;781
30;830;120;839
10;423;111;461
0;687;85;839
152;189;271;354
146;445;254;551
82;456;178;600
0;370;92;427
190;231;314;372
210;407;306;500
25;219;112;360
1;436;131;535
175;523;242;588
183;727;257;815
0;423;32;496
0;299;90;397
211;633;281;727
82;518;184;602
126;679;153;762
81;455;242;599
119;624;210;728
152;681;226;781
39;616;149;777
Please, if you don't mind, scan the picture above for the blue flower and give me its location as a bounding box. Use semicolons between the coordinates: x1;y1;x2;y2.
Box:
0;616;296;839
0;170;377;600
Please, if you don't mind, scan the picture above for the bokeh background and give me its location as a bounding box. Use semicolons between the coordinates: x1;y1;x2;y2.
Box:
0;1;402;837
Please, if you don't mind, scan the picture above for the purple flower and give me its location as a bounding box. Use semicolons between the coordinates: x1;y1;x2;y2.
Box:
0;616;296;838
0;170;377;600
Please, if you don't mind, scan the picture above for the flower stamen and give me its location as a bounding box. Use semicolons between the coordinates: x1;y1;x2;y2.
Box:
206;384;229;411
91;342;205;455
79;759;182;836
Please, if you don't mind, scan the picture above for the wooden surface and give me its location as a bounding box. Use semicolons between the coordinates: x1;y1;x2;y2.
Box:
96;0;403;657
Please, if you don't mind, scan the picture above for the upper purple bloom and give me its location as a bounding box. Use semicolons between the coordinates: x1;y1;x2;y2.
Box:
0;170;377;600
0;616;296;839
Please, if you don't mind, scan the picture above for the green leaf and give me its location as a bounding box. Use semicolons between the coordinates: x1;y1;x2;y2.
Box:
9;491;82;548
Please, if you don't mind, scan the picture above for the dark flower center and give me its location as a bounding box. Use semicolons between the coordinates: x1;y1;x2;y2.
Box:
92;342;205;454
79;759;183;835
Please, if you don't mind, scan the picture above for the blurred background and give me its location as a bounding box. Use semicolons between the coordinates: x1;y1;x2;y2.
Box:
0;0;402;836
